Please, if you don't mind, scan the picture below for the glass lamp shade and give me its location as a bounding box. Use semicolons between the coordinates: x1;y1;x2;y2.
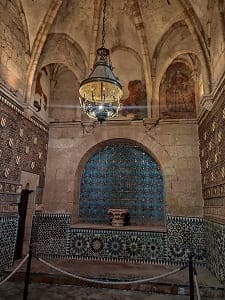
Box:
79;47;123;122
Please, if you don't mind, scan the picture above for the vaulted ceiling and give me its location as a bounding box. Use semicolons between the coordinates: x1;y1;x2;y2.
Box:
0;0;224;121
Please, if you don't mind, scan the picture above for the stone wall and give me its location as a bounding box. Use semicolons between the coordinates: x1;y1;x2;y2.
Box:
0;0;29;95
43;119;203;218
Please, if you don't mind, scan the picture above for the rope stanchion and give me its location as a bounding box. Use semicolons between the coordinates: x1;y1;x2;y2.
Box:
23;244;33;300
35;256;187;285
194;269;201;300
188;252;195;300
0;254;29;286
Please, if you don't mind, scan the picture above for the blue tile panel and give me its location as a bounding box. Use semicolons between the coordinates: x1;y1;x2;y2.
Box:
205;220;225;283
0;214;18;274
67;228;166;264
79;143;165;226
32;214;206;266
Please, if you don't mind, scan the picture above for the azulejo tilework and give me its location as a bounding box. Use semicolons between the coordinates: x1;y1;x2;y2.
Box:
32;214;206;266
32;214;71;258
167;216;206;265
67;228;166;264
79;143;165;226
0;214;18;276
205;220;225;282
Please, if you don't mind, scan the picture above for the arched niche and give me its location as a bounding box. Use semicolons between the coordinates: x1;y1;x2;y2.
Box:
151;20;211;118
73;138;169;229
31;63;81;123
39;33;87;82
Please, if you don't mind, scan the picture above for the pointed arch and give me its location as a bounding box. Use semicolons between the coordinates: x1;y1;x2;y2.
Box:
24;0;63;104
178;0;212;93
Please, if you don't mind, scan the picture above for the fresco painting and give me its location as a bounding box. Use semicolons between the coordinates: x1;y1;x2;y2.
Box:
160;62;196;119
121;80;147;120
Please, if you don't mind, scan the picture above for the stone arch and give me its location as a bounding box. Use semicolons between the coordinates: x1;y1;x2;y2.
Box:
30;33;88;115
111;45;143;68
72;129;177;223
178;0;212;92
130;0;152;117
32;61;81;122
38;33;87;83
152;20;187;75
24;0;63;104
152;21;210;96
111;45;145;84
151;19;209;118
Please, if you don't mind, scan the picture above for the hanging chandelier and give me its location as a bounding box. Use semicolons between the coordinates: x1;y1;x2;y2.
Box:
79;0;123;123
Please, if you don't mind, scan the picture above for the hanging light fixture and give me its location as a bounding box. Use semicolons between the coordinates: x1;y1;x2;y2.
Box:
79;0;123;123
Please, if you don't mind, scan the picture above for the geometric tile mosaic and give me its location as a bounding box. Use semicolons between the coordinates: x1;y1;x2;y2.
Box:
0;214;18;275
205;220;225;283
80;142;165;226
167;216;206;265
32;214;71;258
67;228;166;264
32;214;206;266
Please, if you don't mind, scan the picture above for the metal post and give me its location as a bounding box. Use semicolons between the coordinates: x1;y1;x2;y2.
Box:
188;252;195;300
224;279;225;300
23;244;33;300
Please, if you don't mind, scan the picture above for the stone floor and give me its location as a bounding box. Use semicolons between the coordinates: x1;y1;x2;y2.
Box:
0;282;223;300
0;258;224;299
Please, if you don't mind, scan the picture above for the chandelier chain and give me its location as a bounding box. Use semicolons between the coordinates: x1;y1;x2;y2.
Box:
101;0;107;48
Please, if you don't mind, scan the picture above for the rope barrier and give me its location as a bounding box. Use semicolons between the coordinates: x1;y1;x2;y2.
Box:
0;255;29;286
35;256;187;285
194;269;201;300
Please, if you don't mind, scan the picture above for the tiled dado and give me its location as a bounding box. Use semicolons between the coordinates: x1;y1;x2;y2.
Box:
32;214;206;265
205;220;225;283
31;214;71;257
0;214;18;276
67;228;166;264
